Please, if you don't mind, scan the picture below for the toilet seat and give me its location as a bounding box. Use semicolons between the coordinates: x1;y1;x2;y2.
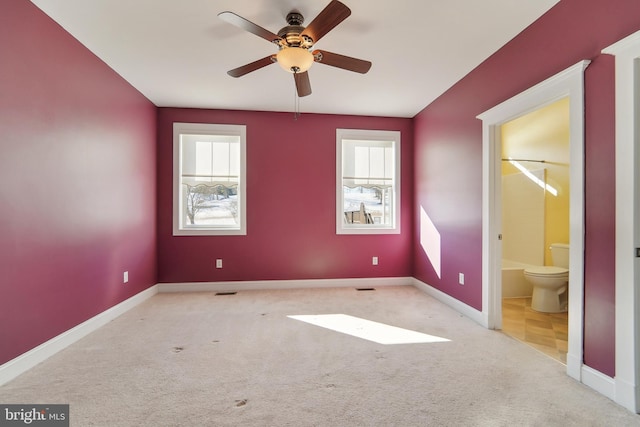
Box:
524;266;568;277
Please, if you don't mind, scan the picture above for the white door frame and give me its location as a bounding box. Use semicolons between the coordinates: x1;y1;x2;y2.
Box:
603;30;640;413
477;60;590;382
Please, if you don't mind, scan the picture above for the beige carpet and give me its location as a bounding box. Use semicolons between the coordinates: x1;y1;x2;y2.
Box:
1;286;638;426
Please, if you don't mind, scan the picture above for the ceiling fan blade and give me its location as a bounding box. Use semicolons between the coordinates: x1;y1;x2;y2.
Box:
294;72;312;97
218;11;282;44
228;55;276;78
300;0;351;44
313;50;372;74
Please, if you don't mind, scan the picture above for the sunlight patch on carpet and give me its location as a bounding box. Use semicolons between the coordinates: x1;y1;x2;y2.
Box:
287;314;450;345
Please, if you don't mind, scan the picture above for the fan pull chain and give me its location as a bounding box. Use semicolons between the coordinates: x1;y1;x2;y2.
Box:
293;81;301;120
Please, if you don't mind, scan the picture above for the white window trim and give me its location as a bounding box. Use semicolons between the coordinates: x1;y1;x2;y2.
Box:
173;122;246;236
336;128;401;235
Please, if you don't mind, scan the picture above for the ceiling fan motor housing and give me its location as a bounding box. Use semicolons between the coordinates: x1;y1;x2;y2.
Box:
278;12;313;48
286;12;304;26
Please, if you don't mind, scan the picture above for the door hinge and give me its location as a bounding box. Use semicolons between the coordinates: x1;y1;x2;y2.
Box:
636;248;640;257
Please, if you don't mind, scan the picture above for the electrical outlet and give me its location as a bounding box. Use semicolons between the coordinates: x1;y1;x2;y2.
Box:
372;256;378;266
458;273;465;285
216;259;223;269
123;271;129;284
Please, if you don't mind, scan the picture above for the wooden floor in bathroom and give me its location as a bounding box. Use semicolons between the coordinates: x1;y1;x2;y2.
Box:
501;297;568;364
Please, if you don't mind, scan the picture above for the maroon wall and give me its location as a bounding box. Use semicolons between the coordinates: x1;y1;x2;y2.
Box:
413;0;640;377
583;54;616;374
0;1;157;365
157;109;413;283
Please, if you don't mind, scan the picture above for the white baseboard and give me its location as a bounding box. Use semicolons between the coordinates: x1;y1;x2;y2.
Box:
0;285;158;387
615;376;640;413
158;277;414;293
411;278;486;326
566;353;582;381
582;364;616;401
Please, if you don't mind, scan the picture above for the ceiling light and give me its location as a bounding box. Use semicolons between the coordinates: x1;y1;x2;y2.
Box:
276;47;314;73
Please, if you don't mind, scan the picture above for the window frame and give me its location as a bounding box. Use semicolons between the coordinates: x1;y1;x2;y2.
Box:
336;128;401;235
173;122;247;236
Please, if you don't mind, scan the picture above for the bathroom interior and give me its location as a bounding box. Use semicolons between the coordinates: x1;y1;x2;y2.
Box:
500;97;570;363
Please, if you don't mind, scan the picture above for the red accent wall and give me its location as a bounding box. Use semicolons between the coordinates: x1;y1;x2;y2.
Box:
0;1;157;365
413;0;640;377
157;109;413;283
583;54;616;374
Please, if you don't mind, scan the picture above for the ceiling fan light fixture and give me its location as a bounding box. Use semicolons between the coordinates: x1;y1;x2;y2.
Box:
276;47;314;73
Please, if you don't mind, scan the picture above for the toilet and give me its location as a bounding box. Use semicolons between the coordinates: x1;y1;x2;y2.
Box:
524;243;569;313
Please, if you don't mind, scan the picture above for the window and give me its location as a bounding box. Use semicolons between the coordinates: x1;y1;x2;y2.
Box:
173;123;246;235
336;129;401;234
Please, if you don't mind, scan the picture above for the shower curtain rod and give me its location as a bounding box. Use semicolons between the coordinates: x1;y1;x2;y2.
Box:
501;158;546;163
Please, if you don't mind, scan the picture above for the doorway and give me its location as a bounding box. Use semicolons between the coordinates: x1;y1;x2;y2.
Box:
499;98;570;363
477;60;589;381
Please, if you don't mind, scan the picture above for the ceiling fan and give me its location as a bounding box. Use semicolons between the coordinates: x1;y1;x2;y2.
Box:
218;0;372;97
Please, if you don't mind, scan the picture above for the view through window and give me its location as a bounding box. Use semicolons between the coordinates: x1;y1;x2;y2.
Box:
337;129;401;234
173;123;246;235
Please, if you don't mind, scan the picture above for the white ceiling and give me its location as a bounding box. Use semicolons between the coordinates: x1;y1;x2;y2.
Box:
30;0;559;118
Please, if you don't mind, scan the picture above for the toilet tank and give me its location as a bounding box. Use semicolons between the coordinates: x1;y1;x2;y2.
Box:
550;243;570;268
